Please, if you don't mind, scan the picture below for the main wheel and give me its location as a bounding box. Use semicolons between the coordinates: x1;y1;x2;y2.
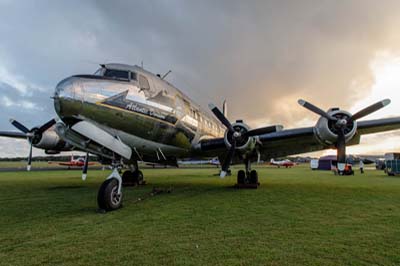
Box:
122;170;145;186
237;170;246;184
122;170;133;186
249;170;258;184
136;170;144;185
97;178;123;211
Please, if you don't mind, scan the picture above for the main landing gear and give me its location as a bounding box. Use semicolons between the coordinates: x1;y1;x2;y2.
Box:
235;160;260;189
121;161;145;187
97;168;123;211
97;161;146;212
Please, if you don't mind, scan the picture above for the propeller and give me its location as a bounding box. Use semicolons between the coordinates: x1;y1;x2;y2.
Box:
82;152;89;180
298;99;390;172
9;118;56;171
209;103;281;177
27;142;33;171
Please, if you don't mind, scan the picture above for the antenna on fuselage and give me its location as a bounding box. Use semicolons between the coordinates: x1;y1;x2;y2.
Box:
161;70;172;80
141;60;144;68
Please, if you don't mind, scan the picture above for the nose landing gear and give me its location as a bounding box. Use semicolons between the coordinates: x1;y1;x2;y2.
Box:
97;161;146;212
97;168;123;211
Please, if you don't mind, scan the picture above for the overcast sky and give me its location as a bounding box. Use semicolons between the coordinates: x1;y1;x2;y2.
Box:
1;0;400;157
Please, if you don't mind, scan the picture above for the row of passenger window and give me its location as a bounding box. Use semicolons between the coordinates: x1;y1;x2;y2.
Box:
189;108;223;134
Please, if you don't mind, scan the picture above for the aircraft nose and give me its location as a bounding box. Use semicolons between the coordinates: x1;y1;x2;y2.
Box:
54;77;83;118
54;77;77;99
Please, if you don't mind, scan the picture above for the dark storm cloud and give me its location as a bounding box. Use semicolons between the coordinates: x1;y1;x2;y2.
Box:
1;0;400;156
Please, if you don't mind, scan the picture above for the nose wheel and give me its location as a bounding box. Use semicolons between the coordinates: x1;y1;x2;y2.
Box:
97;165;125;212
97;177;123;211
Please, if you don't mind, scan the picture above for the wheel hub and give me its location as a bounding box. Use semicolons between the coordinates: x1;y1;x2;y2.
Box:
111;186;121;205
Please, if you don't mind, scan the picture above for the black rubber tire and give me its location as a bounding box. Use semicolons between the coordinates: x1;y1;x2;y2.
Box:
122;170;139;186
122;170;133;186
249;170;258;184
237;170;246;184
137;170;144;185
97;178;123;211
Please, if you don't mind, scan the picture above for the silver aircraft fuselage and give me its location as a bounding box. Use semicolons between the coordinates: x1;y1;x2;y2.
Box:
54;64;225;162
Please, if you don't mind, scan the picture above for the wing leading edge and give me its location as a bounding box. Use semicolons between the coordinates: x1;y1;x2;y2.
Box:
198;117;400;160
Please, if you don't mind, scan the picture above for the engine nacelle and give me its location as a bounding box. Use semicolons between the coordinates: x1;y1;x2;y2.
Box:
314;109;357;145
224;121;256;152
34;130;71;151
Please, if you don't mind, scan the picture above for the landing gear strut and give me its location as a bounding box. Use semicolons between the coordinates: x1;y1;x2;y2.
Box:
235;159;259;188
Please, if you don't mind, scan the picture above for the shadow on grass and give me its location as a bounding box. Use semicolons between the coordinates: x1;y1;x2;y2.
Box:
47;185;85;190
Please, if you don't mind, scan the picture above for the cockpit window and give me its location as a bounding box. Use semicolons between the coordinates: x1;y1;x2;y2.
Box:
93;68;103;76
131;72;137;81
104;69;130;80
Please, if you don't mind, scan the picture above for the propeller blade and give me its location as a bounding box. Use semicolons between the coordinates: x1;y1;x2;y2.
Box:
0;131;28;139
38;119;56;133
298;99;337;121
27;142;33;171
220;141;236;178
82;152;89;181
208;103;234;132
244;125;283;137
336;128;346;172
350;99;391;121
9;119;30;133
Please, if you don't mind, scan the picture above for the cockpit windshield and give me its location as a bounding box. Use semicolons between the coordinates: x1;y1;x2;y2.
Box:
93;68;103;76
103;69;130;80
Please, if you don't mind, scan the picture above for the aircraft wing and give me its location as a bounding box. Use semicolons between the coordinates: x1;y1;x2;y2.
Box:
257;127;323;159
198;117;400;160
0;131;27;139
356;117;400;135
58;162;74;166
258;117;400;159
55;121;132;160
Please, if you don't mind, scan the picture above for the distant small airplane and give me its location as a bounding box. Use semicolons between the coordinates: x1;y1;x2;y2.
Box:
48;155;94;180
270;158;296;168
179;157;220;166
49;155;95;168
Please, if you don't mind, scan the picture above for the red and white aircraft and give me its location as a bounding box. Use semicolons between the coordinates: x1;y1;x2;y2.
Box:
49;155;94;168
269;158;296;168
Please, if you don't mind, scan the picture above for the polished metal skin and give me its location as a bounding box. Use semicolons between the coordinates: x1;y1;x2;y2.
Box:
54;64;225;163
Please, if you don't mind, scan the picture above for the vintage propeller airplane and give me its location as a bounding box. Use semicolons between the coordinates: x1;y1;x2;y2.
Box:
269;158;296;168
1;63;400;212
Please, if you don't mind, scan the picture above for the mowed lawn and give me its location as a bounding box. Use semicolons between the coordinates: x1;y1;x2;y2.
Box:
0;165;399;266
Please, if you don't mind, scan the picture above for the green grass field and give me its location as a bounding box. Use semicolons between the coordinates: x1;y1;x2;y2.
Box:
0;165;399;266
